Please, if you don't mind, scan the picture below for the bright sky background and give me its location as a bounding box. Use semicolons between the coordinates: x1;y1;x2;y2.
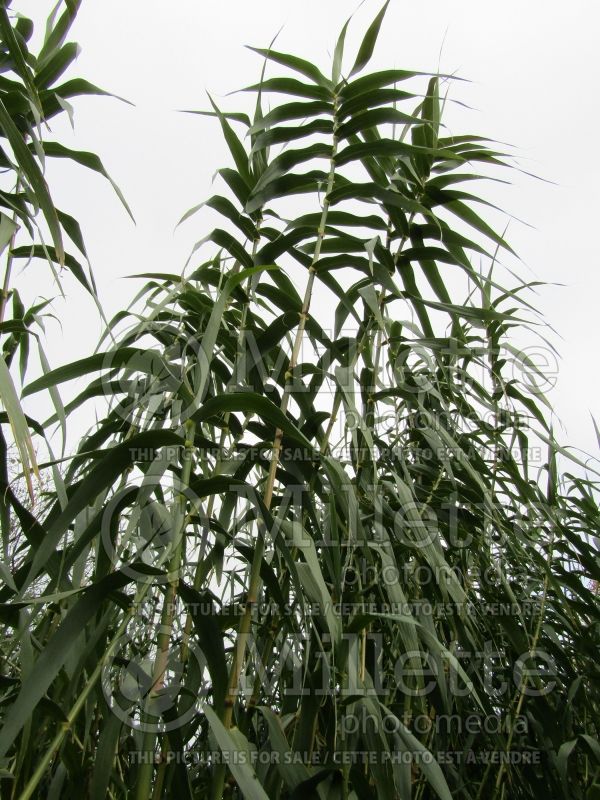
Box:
15;0;600;465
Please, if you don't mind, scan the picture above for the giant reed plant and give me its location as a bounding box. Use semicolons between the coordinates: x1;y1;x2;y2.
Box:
0;0;130;505
1;3;600;799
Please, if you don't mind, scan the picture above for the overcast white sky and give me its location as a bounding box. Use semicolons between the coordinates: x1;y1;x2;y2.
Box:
14;0;600;463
